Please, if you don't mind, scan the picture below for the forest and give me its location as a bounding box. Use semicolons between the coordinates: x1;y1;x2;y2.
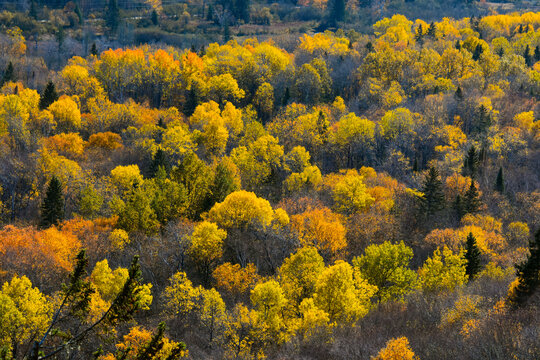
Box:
0;0;540;359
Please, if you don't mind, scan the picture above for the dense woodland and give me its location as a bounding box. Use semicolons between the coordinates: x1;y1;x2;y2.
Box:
0;1;540;359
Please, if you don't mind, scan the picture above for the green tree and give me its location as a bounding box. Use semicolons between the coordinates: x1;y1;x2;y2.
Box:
151;10;158;26
328;0;345;25
507;229;540;308
90;43;98;56
39;81;59;110
39;176;64;229
1;62;14;85
464;232;482;281
418;167;445;217
462;146;479;178
524;45;533;67
106;0;120;32
353;241;418;302
150;149;170;177
495;167;504;193
463;180;481;215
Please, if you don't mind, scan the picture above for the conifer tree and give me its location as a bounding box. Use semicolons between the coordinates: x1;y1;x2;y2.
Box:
412;157;418;172
151;10;158;26
454;86;463;101
427;22;436;38
91;42;98;56
508;229;540;307
39;81;59;110
223;22;231;43
454;194;465;220
472;44;483;61
464;232;482;281
328;0;345;25
455;40;461;50
75;4;83;25
535;45;540;62
29;0;38;19
135;322;166;360
463;180;481;215
463;146;479;178
150;149;170;177
419;167;446;216
495;167;505;193
1;62;14;85
282;87;290;106
184;87;199;116
415;25;424;45
40;176;64;229
524;45;532;66
106;0;120;32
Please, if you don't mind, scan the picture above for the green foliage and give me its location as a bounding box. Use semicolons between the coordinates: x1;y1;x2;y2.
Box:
39;81;58;110
507;229;540;308
464;232;482;281
39;176;64;229
418;167;445;217
353;241;418;302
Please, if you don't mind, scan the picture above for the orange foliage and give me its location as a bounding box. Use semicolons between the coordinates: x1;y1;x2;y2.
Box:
212;262;260;301
86;132;123;150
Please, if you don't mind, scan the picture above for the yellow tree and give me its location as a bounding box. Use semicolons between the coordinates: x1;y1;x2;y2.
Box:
419;246;467;293
187;221;227;284
313;261;376;323
373;337;419;360
47;96;82;132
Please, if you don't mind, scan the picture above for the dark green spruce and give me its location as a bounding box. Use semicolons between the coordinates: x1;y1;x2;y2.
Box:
40;176;64;229
464;232;482;280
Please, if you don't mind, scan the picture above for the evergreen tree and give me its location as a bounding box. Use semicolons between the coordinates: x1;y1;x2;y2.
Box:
454;194;465;220
150;149;170;177
207;4;214;21
1;62;14;85
151;10;158;26
106;0;120;32
29;0;38;19
412;157;418;172
90;42;98;56
495;167;505;193
455;40;461;50
535;45;540;62
234;0;250;23
75;3;83;25
328;0;345;25
454;86;463;101
463;180;481;215
415;25;424;45
463;145;479;178
40;176;64;229
427;22;436;38
366;41;374;52
184;87;199;116
508;229;540;307
464;232;482;281
135;322;166;360
39;81;59;110
524;45;533;66
282;87;290;106
418;167;446;216
223;22;231;43
473;104;491;134
472;44;483;61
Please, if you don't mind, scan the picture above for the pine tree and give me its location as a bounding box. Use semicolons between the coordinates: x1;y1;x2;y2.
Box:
454;194;465;220
135;322;166;360
455;40;461;50
328;0;345;25
106;0;120;32
282;87;290;106
150;149;170;177
508;229;540;307
419;167;446;216
366;41;374;52
412;157;418;172
427;22;436;38
472;44;483;61
1;62;14;85
463;180;481;215
535;45;540;62
184;87;199;116
454;86;463;101
75;3;83;25
151;9;158;26
40;176;64;229
415;25;424;45
39;81;59;110
207;4;214;21
495;167;505;193
234;0;250;23
524;45;533;66
464;232;482;281
29;0;37;19
91;42;98;56
223;22;231;43
473;104;491;134
463;145;479;178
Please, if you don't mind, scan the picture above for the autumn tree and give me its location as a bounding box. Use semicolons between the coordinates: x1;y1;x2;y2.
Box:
373;337;418;360
353;241;418;302
419;246;467;293
39;176;64;229
187;221;227;285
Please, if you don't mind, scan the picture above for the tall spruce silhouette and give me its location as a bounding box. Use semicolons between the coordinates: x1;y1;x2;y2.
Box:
419;167;445;216
39;81;59;110
464;232;482;280
508;229;540;307
40;176;64;229
495;167;505;193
